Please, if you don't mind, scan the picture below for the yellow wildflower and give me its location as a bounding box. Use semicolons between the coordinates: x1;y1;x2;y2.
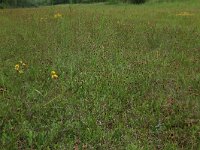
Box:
51;71;56;75
15;61;28;74
51;74;58;79
176;12;194;16
54;13;62;19
51;71;58;79
15;64;20;71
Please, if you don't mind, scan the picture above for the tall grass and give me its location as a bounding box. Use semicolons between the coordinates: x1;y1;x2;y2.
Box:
0;2;200;149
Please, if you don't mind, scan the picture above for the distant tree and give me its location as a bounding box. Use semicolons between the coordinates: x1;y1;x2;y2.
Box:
129;0;146;4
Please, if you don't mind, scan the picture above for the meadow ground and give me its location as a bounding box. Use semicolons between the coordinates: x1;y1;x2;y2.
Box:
0;1;200;149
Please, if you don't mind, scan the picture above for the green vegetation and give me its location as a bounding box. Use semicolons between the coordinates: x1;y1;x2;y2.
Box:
0;0;182;8
0;0;105;7
0;0;197;8
0;1;200;149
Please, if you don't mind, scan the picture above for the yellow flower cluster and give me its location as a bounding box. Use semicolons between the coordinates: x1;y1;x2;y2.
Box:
51;71;58;79
15;61;59;80
15;64;20;71
15;60;28;74
54;13;62;19
176;12;194;16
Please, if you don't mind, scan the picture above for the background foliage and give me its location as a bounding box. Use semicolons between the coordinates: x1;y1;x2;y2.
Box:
3;0;188;7
0;0;194;8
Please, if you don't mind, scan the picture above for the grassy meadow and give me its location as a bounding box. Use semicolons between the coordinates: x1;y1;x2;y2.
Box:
0;1;200;149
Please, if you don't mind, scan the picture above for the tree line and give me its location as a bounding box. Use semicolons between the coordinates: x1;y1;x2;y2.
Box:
0;0;146;8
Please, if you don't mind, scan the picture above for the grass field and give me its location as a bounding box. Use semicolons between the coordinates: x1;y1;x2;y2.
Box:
0;1;200;149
